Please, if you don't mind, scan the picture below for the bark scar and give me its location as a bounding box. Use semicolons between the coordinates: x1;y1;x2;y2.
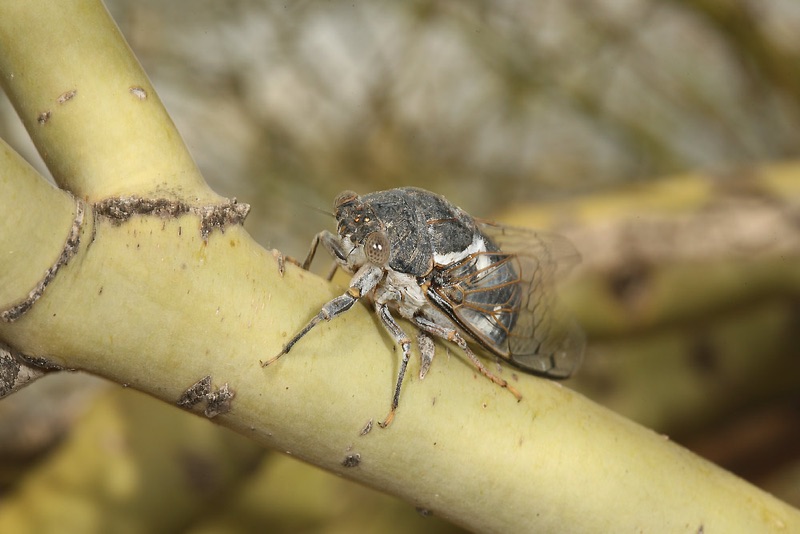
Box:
0;343;56;399
177;375;235;418
1;198;85;322
93;196;250;240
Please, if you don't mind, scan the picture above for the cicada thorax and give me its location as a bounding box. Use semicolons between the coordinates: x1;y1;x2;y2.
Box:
357;189;438;277
359;187;489;277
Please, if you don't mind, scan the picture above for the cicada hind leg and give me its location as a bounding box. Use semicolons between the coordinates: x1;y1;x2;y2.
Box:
413;316;522;402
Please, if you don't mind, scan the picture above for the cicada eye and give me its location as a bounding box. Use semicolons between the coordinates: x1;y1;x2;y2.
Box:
334;190;359;210
364;232;391;266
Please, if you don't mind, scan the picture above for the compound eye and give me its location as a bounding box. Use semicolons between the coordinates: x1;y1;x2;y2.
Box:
364;232;390;266
334;190;359;210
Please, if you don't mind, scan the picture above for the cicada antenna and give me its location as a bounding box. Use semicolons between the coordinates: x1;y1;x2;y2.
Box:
300;202;335;218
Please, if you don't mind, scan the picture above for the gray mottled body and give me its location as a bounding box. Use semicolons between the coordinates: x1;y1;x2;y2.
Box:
338;188;519;353
265;187;584;427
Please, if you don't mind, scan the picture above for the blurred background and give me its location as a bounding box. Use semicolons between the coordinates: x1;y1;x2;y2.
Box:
1;0;799;532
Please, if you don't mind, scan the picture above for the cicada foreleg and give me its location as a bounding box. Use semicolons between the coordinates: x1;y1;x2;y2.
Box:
262;263;384;367
413;316;522;402
278;230;345;278
303;230;348;275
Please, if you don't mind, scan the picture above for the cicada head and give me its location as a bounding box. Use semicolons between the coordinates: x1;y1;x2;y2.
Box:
333;190;382;245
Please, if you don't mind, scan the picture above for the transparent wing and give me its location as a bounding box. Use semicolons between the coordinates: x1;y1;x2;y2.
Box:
479;221;582;281
479;222;584;377
429;222;584;378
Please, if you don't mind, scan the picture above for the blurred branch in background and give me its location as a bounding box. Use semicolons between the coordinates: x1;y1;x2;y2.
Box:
2;0;800;532
502;163;800;444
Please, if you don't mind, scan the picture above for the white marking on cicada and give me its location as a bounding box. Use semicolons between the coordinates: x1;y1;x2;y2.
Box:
432;233;486;266
377;270;428;319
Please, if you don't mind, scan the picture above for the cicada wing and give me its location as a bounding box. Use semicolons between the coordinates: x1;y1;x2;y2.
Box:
427;250;523;358
506;303;585;378
478;221;581;281
476;222;585;378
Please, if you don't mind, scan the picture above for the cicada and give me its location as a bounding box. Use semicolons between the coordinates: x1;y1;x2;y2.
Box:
264;187;584;427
